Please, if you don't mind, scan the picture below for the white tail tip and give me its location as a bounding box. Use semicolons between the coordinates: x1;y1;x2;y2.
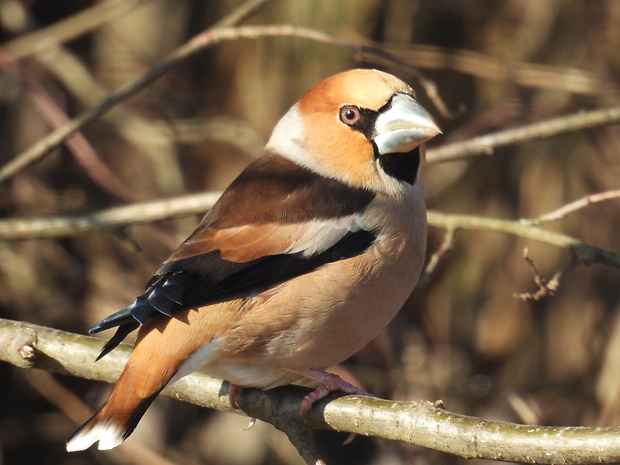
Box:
66;419;125;451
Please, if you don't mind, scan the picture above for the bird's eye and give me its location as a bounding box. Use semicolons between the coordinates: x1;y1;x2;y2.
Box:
340;106;361;125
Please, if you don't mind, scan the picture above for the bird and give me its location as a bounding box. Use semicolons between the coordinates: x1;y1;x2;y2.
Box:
66;68;441;452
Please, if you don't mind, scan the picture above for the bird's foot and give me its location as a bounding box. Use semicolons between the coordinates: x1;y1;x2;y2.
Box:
288;369;372;418
228;382;241;409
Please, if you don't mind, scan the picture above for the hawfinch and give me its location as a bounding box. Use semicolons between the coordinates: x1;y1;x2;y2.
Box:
66;68;441;452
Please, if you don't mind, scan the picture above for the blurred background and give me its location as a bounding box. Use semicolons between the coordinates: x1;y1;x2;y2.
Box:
1;0;619;464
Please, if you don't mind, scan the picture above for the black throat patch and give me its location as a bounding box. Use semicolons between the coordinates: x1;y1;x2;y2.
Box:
376;145;421;185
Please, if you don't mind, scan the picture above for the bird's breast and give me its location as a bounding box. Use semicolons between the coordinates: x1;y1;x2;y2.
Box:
204;189;427;383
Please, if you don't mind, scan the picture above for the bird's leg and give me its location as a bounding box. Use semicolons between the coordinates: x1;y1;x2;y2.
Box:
228;383;241;409
287;369;373;418
228;383;258;429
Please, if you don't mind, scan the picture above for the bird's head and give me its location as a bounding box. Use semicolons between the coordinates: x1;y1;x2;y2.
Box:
266;68;441;194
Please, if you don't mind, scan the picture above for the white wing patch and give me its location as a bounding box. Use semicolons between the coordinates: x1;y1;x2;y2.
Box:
279;215;365;257
212;213;368;263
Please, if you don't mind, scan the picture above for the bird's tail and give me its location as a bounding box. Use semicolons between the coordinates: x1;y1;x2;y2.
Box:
66;387;161;451
67;310;206;451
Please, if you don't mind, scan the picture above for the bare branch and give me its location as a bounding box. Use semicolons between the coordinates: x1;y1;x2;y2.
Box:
2;0;143;60
6;53;134;203
8;12;619;182
0;0;272;183
2;0;270;60
385;43;617;97
282;427;327;465
426;105;620;164
0;22;446;183
0;191;222;240
417;227;455;288
529;189;620;225
3;318;620;464
514;248;578;302
426;211;620;269
1;194;619;272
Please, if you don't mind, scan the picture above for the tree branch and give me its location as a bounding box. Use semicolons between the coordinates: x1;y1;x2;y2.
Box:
0;0;272;183
2;318;620;464
528;189;620;225
0;20;445;183
1;194;618;270
5;8;619;181
0;191;222;240
426;211;620;269
2;0;144;60
426;105;620;164
417;227;455;288
384;43;616;97
513;248;578;302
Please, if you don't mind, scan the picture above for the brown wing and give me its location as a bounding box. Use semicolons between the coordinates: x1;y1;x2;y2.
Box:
89;153;376;357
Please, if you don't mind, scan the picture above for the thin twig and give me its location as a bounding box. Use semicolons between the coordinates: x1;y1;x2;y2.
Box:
514;248;578;302
417;227;455;288
426;210;620;269
0;191;222;240
2;0;144;60
3;318;620;464
1;194;619;271
32;42;187;197
385;43;617;97
527;189;620;225
23;67;134;202
0;22;445;183
0;48;132;201
426;105;620;164
0;0;271;183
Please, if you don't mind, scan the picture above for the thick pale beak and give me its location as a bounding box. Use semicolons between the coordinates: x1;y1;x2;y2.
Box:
372;93;441;155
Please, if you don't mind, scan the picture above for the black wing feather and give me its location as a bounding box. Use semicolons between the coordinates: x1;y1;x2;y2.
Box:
91;229;376;357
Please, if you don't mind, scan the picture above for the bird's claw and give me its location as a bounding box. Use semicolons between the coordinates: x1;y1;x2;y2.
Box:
294;369;372;419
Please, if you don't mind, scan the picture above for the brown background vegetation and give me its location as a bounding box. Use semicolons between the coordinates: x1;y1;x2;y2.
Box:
1;0;619;464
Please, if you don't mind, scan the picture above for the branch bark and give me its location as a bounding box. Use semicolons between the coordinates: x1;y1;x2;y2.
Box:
2;318;620;464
